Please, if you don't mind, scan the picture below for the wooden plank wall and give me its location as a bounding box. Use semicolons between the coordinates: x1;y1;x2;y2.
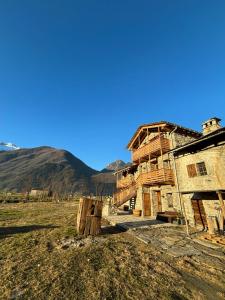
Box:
77;197;103;236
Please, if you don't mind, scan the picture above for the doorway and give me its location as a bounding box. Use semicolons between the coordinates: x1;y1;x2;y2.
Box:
143;193;151;216
191;199;207;228
156;191;162;212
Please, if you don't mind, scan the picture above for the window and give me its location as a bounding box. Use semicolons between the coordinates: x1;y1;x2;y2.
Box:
166;193;173;208
187;162;207;177
163;160;170;169
187;164;197;177
196;162;207;176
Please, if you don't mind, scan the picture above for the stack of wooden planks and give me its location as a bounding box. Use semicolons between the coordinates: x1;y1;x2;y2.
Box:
202;234;225;246
77;197;103;235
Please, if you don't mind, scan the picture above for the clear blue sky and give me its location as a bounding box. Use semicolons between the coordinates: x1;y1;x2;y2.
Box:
1;1;225;170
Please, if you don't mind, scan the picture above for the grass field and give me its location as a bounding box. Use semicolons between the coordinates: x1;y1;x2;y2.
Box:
0;202;225;300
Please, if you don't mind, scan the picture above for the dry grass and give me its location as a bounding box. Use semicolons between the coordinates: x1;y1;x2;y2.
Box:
0;202;225;300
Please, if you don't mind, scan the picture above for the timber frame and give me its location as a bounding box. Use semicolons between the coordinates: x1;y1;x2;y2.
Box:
114;118;225;235
114;121;202;210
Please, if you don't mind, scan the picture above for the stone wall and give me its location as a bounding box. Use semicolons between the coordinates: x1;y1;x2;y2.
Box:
203;199;222;220
159;185;181;212
135;186;143;210
175;144;225;192
182;194;196;226
182;193;225;229
173;132;197;148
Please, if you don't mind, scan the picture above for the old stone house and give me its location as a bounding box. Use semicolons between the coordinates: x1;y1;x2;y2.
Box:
114;118;225;232
171;118;225;231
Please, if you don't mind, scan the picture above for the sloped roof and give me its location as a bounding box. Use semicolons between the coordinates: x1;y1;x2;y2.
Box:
127;121;202;150
171;127;225;155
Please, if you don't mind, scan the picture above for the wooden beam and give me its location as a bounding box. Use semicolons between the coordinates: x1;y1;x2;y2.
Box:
180;193;190;236
217;191;225;231
127;123;168;150
158;126;166;181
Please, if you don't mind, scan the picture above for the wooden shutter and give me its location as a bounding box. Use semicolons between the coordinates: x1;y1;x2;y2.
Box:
187;164;197;177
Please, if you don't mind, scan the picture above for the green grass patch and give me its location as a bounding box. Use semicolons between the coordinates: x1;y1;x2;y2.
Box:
0;209;24;221
64;226;77;237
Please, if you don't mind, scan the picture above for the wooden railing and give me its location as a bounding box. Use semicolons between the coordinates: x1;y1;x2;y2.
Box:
136;168;174;186
132;135;170;162
117;176;135;189
113;185;136;207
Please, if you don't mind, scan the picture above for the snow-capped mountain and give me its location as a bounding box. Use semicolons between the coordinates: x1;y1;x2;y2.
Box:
0;142;20;151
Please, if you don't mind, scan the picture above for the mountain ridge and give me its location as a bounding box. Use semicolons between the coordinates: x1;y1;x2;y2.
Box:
0;146;123;195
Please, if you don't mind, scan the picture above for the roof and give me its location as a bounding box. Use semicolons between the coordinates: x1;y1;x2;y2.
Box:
181;190;225;195
171;127;225;155
127;121;202;150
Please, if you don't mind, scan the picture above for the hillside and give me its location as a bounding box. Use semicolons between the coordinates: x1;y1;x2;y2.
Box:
0;147;98;194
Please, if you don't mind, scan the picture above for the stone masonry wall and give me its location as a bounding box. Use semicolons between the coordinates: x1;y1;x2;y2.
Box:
135;186;143;210
173;132;198;148
182;194;196;226
175;144;225;192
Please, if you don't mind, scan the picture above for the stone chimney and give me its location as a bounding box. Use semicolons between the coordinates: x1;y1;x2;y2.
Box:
202;117;221;135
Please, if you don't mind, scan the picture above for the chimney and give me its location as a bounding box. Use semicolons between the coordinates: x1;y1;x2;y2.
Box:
202;117;221;135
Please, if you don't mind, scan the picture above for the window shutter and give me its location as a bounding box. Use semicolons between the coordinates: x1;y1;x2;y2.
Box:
187;164;197;177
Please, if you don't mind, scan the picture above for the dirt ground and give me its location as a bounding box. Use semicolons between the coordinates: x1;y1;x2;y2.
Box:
0;202;225;300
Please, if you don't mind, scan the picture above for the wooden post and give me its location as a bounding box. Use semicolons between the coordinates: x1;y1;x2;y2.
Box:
141;186;144;217
147;127;151;164
158;126;166;181
138;133;141;166
180;193;190;236
217;191;225;232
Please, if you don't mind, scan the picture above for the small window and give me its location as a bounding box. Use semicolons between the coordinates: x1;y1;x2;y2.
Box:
163;160;170;169
166;193;173;208
196;162;207;176
187;164;197;177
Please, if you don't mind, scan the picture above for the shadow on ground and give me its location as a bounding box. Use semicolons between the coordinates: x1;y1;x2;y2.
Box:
0;224;58;238
100;225;127;235
117;219;163;229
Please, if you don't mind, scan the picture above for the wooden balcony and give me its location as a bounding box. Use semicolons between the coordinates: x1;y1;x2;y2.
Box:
113;185;136;207
136;168;174;186
117;176;135;189
132;135;170;162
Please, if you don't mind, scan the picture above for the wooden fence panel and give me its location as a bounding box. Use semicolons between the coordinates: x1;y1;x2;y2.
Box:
77;197;103;235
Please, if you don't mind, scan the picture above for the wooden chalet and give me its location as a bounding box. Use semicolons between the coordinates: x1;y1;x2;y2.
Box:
113;118;225;233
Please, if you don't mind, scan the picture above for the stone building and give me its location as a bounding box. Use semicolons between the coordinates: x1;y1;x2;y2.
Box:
30;189;49;197
171;118;225;231
114;118;225;232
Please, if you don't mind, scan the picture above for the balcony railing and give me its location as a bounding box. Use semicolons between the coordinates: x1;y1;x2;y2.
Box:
117;176;135;189
136;168;174;186
113;185;136;207
132;135;170;162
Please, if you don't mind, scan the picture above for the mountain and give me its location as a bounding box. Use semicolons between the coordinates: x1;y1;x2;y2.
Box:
91;160;129;196
101;160;127;172
0;146;98;194
0;142;20;151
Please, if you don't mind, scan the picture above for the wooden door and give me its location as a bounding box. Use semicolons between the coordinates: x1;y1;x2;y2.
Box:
143;193;151;216
192;199;207;228
157;191;162;212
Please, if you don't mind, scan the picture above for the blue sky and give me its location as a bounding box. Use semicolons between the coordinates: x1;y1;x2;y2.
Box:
0;1;225;170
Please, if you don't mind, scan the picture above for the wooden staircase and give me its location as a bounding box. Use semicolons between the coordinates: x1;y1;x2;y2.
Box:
113;185;136;208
